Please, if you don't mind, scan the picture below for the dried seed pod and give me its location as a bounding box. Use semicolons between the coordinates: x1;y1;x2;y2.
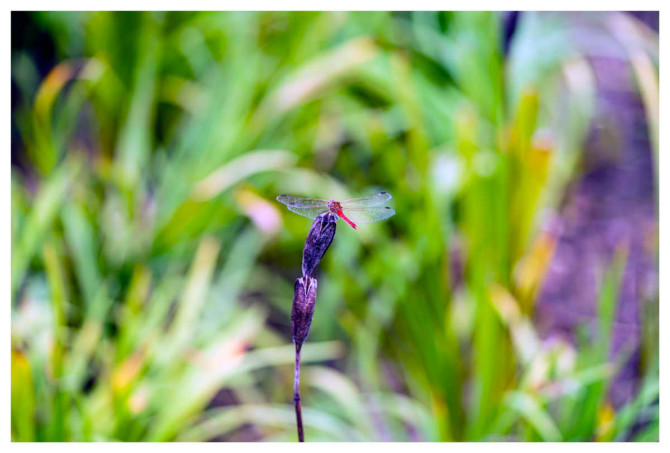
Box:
291;211;337;442
291;276;318;350
302;212;337;277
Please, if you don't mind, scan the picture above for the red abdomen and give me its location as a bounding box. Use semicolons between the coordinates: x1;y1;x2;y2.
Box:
336;210;357;230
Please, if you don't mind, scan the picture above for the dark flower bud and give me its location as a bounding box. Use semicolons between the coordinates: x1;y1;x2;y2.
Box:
291;276;318;350
302;212;337;277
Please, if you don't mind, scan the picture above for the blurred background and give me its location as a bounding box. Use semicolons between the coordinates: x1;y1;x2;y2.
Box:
11;11;658;442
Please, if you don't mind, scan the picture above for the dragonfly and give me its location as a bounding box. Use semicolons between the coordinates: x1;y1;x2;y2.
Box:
277;192;395;230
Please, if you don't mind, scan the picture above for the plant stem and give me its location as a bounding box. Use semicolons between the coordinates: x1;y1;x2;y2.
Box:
294;345;304;442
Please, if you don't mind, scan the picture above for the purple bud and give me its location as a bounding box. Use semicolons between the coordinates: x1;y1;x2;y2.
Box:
302;212;337;277
292;276;318;349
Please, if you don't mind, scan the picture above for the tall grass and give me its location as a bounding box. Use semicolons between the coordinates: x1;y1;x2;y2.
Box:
11;11;658;441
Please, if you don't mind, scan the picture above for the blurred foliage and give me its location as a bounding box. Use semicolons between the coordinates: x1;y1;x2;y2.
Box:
11;11;658;441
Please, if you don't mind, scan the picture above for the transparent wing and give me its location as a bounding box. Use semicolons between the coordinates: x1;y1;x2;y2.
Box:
286;205;329;220
276;194;329;208
340;192;392;207
342;206;395;225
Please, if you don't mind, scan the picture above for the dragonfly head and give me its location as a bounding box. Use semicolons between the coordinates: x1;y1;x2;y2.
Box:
327;200;342;212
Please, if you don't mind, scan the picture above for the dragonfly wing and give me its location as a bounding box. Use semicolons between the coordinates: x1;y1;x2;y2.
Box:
340;192;392;207
342;206;395;225
277;194;329;208
287;205;329;220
